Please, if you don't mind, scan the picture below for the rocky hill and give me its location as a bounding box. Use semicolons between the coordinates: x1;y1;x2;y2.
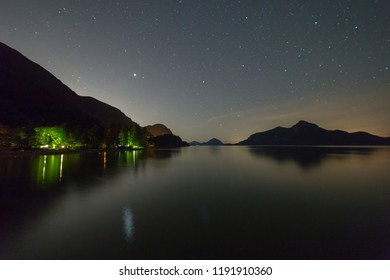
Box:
238;120;390;146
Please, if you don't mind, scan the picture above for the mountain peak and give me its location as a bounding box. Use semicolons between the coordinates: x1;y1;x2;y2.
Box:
205;138;223;145
190;138;223;146
145;124;173;137
238;120;390;145
293;120;319;129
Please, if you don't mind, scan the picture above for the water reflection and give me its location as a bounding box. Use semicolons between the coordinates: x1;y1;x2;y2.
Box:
144;148;182;159
198;206;210;224
1;147;390;259
117;150;140;167
123;207;135;242
34;150;145;186
0;149;182;191
59;154;63;182
36;154;64;185
248;146;377;169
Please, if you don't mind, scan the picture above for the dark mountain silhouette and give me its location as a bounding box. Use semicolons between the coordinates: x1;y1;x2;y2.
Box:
145;123;173;137
145;123;189;148
205;138;223;145
152;134;189;148
238;120;390;146
190;138;224;146
0;42;134;128
0;42;188;149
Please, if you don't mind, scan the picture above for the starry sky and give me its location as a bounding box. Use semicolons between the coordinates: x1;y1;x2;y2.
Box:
1;0;389;143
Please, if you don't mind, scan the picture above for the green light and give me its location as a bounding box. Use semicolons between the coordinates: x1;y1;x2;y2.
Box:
116;126;144;148
31;125;144;150
33;126;83;150
35;154;63;185
34;126;66;149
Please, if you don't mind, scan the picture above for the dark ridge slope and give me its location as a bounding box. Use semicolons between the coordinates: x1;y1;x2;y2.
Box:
0;42;134;128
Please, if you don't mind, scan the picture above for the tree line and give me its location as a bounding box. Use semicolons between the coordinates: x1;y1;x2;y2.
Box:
0;122;149;150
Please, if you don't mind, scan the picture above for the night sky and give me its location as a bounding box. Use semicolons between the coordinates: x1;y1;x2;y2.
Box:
1;1;389;143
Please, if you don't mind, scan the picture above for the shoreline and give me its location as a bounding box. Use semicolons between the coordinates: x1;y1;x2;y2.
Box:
1;145;389;157
0;147;146;156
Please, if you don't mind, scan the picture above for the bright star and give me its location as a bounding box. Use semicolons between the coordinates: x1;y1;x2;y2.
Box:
133;73;137;77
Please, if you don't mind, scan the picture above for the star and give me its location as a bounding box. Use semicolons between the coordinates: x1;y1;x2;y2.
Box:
1;0;387;143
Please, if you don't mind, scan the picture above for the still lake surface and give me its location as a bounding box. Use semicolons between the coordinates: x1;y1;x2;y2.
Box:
1;146;390;259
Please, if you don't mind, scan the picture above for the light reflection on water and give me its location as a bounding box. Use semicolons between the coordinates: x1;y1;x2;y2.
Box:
123;207;135;242
14;150;144;186
36;154;66;185
0;147;390;259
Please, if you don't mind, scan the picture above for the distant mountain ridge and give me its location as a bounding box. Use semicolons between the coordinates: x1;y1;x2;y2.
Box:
190;138;224;146
238;120;390;146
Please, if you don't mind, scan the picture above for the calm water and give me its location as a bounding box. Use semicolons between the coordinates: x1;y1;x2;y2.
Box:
1;146;390;259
